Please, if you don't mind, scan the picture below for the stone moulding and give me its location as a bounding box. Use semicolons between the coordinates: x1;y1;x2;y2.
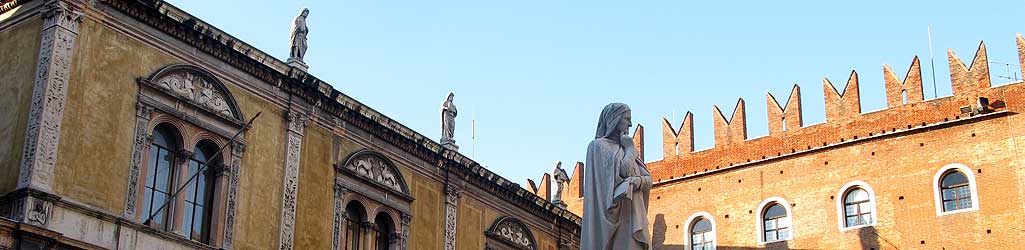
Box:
485;216;538;250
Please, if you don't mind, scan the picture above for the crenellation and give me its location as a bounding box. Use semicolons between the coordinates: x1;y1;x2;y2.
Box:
661;112;694;158
644;35;1025;186
712;99;747;147
947;41;990;95
767;84;803;136
1017;34;1024;79
632;125;645;162
569;162;583;199
823;70;861;122
884;56;924;107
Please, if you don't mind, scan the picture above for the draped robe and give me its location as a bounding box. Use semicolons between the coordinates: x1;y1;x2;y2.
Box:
581;104;652;250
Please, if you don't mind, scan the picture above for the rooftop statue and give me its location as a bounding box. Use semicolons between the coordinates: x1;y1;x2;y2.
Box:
440;92;458;150
288;8;310;70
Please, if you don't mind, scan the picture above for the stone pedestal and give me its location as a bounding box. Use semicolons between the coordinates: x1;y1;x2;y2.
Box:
441;138;458;151
287;58;308;72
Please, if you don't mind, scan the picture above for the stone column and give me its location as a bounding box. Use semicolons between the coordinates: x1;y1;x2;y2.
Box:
222;141;245;249
17;0;84;193
278;110;307;250
332;181;347;250
443;185;461;250
399;213;410;250
124;104;154;218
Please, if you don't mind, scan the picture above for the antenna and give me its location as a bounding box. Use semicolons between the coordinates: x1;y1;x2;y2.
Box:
928;25;938;99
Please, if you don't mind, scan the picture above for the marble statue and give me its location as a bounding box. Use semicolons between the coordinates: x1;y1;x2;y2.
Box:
552;161;570;208
288;8;310;70
581;103;652;250
440;92;457;149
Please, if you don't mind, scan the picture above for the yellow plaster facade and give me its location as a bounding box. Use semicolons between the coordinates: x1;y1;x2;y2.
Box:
0;16;41;194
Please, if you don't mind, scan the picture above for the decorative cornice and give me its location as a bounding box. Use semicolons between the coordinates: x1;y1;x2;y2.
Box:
97;0;580;228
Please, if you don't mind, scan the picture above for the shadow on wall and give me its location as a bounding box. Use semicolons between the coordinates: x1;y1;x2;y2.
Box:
652;214;683;250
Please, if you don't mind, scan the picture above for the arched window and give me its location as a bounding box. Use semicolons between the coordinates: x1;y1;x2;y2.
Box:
843;188;872;227
182;140;218;242
345;201;367;250
690;217;714;250
932;164;980;215
141;124;179;230
761;203;790;243
373;213;394;250
940;171;971;211
835;181;877;230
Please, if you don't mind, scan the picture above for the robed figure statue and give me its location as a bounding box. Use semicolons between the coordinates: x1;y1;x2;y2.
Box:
581;103;652;250
289;8;310;61
440;92;457;146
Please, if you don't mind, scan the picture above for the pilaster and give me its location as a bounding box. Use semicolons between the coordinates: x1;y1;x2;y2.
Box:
443;185;461;250
279;109;307;250
18;0;84;193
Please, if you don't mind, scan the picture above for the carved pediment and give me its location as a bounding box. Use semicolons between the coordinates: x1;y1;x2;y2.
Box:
339;150;409;195
141;64;242;120
486;217;537;250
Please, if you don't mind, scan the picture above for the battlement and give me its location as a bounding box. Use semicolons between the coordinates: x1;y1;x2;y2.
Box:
643;34;1025;184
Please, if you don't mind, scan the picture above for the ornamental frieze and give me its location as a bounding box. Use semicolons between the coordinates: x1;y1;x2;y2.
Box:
339;150;409;195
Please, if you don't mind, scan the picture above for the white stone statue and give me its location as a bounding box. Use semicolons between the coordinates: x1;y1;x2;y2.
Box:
440;92;457;149
288;8;310;69
552;161;570;208
581;103;652;250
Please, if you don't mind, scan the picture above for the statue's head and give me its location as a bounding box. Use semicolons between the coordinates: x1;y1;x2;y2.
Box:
595;103;631;139
300;8;310;17
446;92;455;101
553;160;562;169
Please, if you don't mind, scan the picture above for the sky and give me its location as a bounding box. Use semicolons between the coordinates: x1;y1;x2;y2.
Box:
165;0;1024;186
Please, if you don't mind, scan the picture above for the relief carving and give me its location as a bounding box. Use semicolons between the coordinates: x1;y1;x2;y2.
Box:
342;151;407;194
18;1;84;192
279;110;307;250
124;104;154;217
487;217;537;250
332;181;347;250
154;71;233;118
223;142;245;249
25;198;53;227
443;185;461;250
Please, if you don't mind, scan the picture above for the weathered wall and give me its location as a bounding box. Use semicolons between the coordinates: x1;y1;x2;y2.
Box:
56;18;177;211
410;174;443;250
0;16;40;194
457;196;485;250
293;125;335;250
229;88;286;250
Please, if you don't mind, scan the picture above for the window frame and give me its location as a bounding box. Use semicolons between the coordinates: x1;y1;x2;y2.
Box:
683;212;716;250
755;197;793;244
835;181;877;231
933;163;980;216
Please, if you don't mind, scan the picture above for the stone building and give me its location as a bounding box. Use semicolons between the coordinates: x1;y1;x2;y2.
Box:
0;0;579;249
558;36;1025;249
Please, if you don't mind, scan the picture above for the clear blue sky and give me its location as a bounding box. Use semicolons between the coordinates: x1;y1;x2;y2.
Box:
166;0;1024;186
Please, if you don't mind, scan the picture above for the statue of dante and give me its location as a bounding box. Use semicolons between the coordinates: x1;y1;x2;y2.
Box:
581;103;652;250
440;92;457;144
552;161;570;206
289;8;310;61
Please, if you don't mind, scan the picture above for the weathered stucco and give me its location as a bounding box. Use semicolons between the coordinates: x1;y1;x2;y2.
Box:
456;197;484;250
0;16;40;194
229;89;286;250
294;124;334;250
411;174;443;250
56;18;177;211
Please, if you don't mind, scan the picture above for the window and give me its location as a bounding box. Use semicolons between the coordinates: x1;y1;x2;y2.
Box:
843;188;872;227
932;164;979;215
940;171;971;211
182;141;218;242
128;64;247;248
689;216;714;250
141;124;179;230
345;201;367;250
373;213;394;250
836;181;877;230
762;203;790;242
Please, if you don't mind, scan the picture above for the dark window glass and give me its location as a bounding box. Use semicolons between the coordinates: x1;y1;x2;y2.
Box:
143;125;178;230
843;188;872;227
940;171;972;212
345;202;367;250
182;141;216;243
374;213;394;250
762;203;790;242
690;217;714;250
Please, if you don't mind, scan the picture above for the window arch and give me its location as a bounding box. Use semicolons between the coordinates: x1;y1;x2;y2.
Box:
127;64;247;248
684;212;715;250
344;201;368;250
140;124;180;230
835;181;877;230
933;163;980;215
756;197;792;244
373;213;395;250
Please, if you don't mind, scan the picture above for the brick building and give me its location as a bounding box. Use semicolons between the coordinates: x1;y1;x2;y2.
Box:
557;35;1025;249
0;0;579;249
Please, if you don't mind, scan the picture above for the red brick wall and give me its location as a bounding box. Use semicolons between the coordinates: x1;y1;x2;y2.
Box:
565;34;1025;249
